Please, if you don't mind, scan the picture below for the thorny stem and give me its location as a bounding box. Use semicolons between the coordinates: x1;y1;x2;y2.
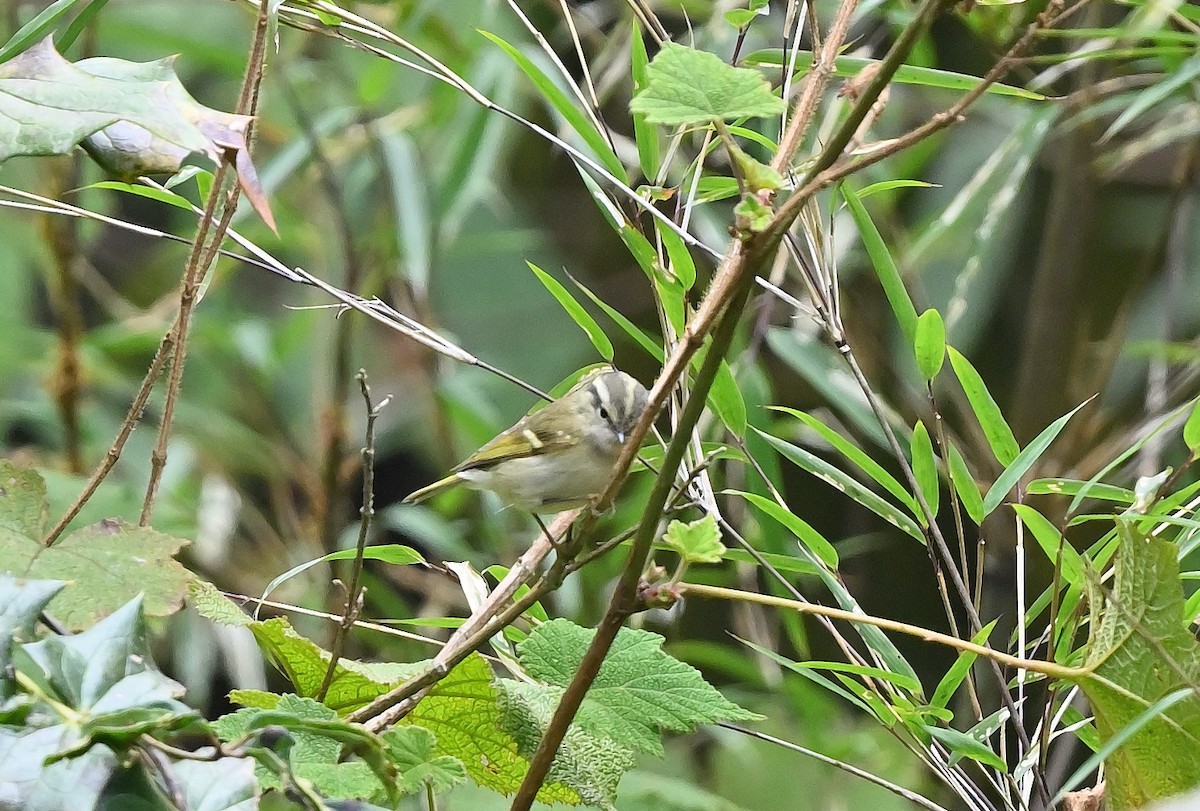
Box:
317;372;389;702
140;0;274;524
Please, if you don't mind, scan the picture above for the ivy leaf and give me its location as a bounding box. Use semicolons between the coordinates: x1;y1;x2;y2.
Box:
630;42;785;125
1072;522;1200;809
518;619;761;756
662;516;727;564
0;38;275;229
0;576;64;700
0;518;191;632
383;726;467;795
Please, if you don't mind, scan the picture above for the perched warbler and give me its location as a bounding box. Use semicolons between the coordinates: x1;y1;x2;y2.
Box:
403;369;649;512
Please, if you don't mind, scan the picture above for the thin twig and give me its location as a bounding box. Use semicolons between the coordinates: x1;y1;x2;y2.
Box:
681;583;1083;679
316;372;390;701
140;0;275;524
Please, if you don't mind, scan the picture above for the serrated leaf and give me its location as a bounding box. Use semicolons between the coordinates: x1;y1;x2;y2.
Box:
246;617;421;713
753;430;926;544
726;490;838;569
0;519;191;631
497;679;636;807
910;421;939;525
528;263;613;361
216;694;385;800
733;195;773;232
403;653;581;805
662;516;726;564
630;42;785;125
1073;522;1200;809
842;183;918;344
982;400;1089;516
947;347;1020;467
914;309;946;381
0;460;49;537
383;726;468;795
518;619;760;757
189;579;250;627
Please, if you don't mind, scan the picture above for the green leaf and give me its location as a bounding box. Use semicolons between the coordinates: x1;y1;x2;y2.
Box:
519;620;760;757
379;131;433;294
769;407;917;514
0;577;64;700
947;347;1020;467
259;544;426;605
857;179;937;199
216;694;386;800
495;680;635;807
0;0;105;63
982;400;1089;516
528;262;614;362
172;757;259;811
744;49;1044;100
728;141;783;192
914;309;946;381
753;430;926;544
480;30;626;183
630;42;785;125
404;653;582;805
733;195;773;232
910;421;940;524
383;726;468;795
0;519;191;631
0;459;48;538
656;217;697;289
0;725;117;809
924;724;1006;770
946;442;985;525
1026;478;1135;504
706;353;748;438
798;660;921;694
570;273;664;361
726;489;839;569
630;25;660;183
842;184;918;344
83;180;196;211
930;620;997;710
246;617;420;713
662;516;727;564
1185;397;1200;453
189;578;250;627
1072;522;1200;809
1011;504;1084;588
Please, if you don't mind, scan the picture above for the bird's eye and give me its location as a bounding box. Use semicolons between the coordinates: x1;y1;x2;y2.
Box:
598;407;610;422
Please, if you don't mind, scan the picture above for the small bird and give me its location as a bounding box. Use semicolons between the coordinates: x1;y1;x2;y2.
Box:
403;369;649;513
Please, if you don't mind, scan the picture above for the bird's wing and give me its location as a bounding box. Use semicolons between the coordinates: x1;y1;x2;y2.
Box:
453;419;578;472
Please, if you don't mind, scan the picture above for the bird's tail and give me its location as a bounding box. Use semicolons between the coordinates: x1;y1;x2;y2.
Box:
402;474;461;505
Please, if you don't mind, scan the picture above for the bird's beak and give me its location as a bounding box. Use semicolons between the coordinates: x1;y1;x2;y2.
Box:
616;432;626;444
